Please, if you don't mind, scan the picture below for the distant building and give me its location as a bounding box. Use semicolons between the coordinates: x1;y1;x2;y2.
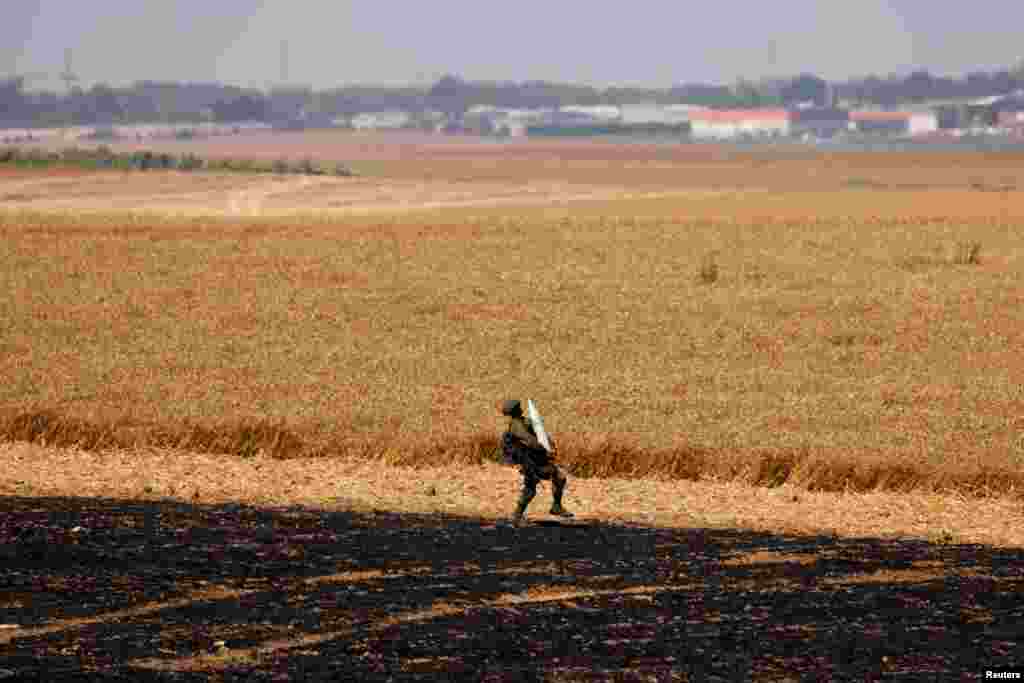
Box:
524;105;622;137
663;104;709;118
526;122;625;137
502;108;550;123
905;113;940;136
496;121;527;137
949;93;1024;128
849;111;937;136
461;108;497;135
350;111;412;130
997;110;1024;134
412;110;448;133
618;103;688;126
524;102;694;138
790;107;849;139
459;107;536;137
849;111;910;134
990;94;1024;128
687;108;789;140
558;105;621;122
932;106;965;130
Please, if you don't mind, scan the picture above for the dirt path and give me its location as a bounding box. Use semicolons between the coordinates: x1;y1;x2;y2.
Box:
1;443;1023;680
0;168;699;216
225;175;325;216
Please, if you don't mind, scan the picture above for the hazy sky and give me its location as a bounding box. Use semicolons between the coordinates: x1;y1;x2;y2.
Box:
4;1;1024;90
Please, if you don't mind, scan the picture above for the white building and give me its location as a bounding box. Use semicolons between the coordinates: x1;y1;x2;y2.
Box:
496;120;527;137
663;104;708;120
849;111;938;136
501;108;548;122
558;105;621;122
350;111;412;130
619;103;691;126
908;112;939;135
687;109;790;140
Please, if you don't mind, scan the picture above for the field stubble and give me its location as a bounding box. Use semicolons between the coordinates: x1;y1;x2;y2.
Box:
2;153;1024;503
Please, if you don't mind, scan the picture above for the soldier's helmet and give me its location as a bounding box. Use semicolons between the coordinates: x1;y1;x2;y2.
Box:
501;399;523;416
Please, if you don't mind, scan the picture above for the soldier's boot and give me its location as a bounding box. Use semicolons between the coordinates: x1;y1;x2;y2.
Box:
549;478;574;518
511;491;533;527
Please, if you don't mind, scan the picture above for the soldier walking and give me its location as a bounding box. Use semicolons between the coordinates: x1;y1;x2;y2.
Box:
500;399;574;527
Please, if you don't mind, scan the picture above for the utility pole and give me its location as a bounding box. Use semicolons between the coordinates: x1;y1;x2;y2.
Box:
60;48;79;94
59;48;80;137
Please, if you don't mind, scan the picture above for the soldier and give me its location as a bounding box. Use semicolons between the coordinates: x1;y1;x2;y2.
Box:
500;399;574;527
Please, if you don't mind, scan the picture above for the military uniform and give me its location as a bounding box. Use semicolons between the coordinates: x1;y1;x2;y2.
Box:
500;400;573;526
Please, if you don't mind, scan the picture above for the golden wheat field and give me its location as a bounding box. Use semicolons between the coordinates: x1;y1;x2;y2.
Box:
3;138;1024;505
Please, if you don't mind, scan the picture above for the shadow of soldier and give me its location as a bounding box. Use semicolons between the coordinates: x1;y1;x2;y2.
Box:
0;494;1021;681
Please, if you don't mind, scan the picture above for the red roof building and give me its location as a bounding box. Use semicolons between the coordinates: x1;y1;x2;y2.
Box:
687;108;790;139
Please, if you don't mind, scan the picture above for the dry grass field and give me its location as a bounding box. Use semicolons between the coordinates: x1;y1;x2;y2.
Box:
3;136;1024;679
3;141;1024;497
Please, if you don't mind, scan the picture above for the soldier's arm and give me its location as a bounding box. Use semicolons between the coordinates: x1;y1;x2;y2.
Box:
508;418;544;451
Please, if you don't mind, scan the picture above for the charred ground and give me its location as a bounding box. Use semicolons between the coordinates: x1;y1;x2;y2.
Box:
1;494;1021;681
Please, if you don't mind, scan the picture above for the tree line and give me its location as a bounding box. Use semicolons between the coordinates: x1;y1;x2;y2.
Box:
0;145;354;176
3;64;1024;127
